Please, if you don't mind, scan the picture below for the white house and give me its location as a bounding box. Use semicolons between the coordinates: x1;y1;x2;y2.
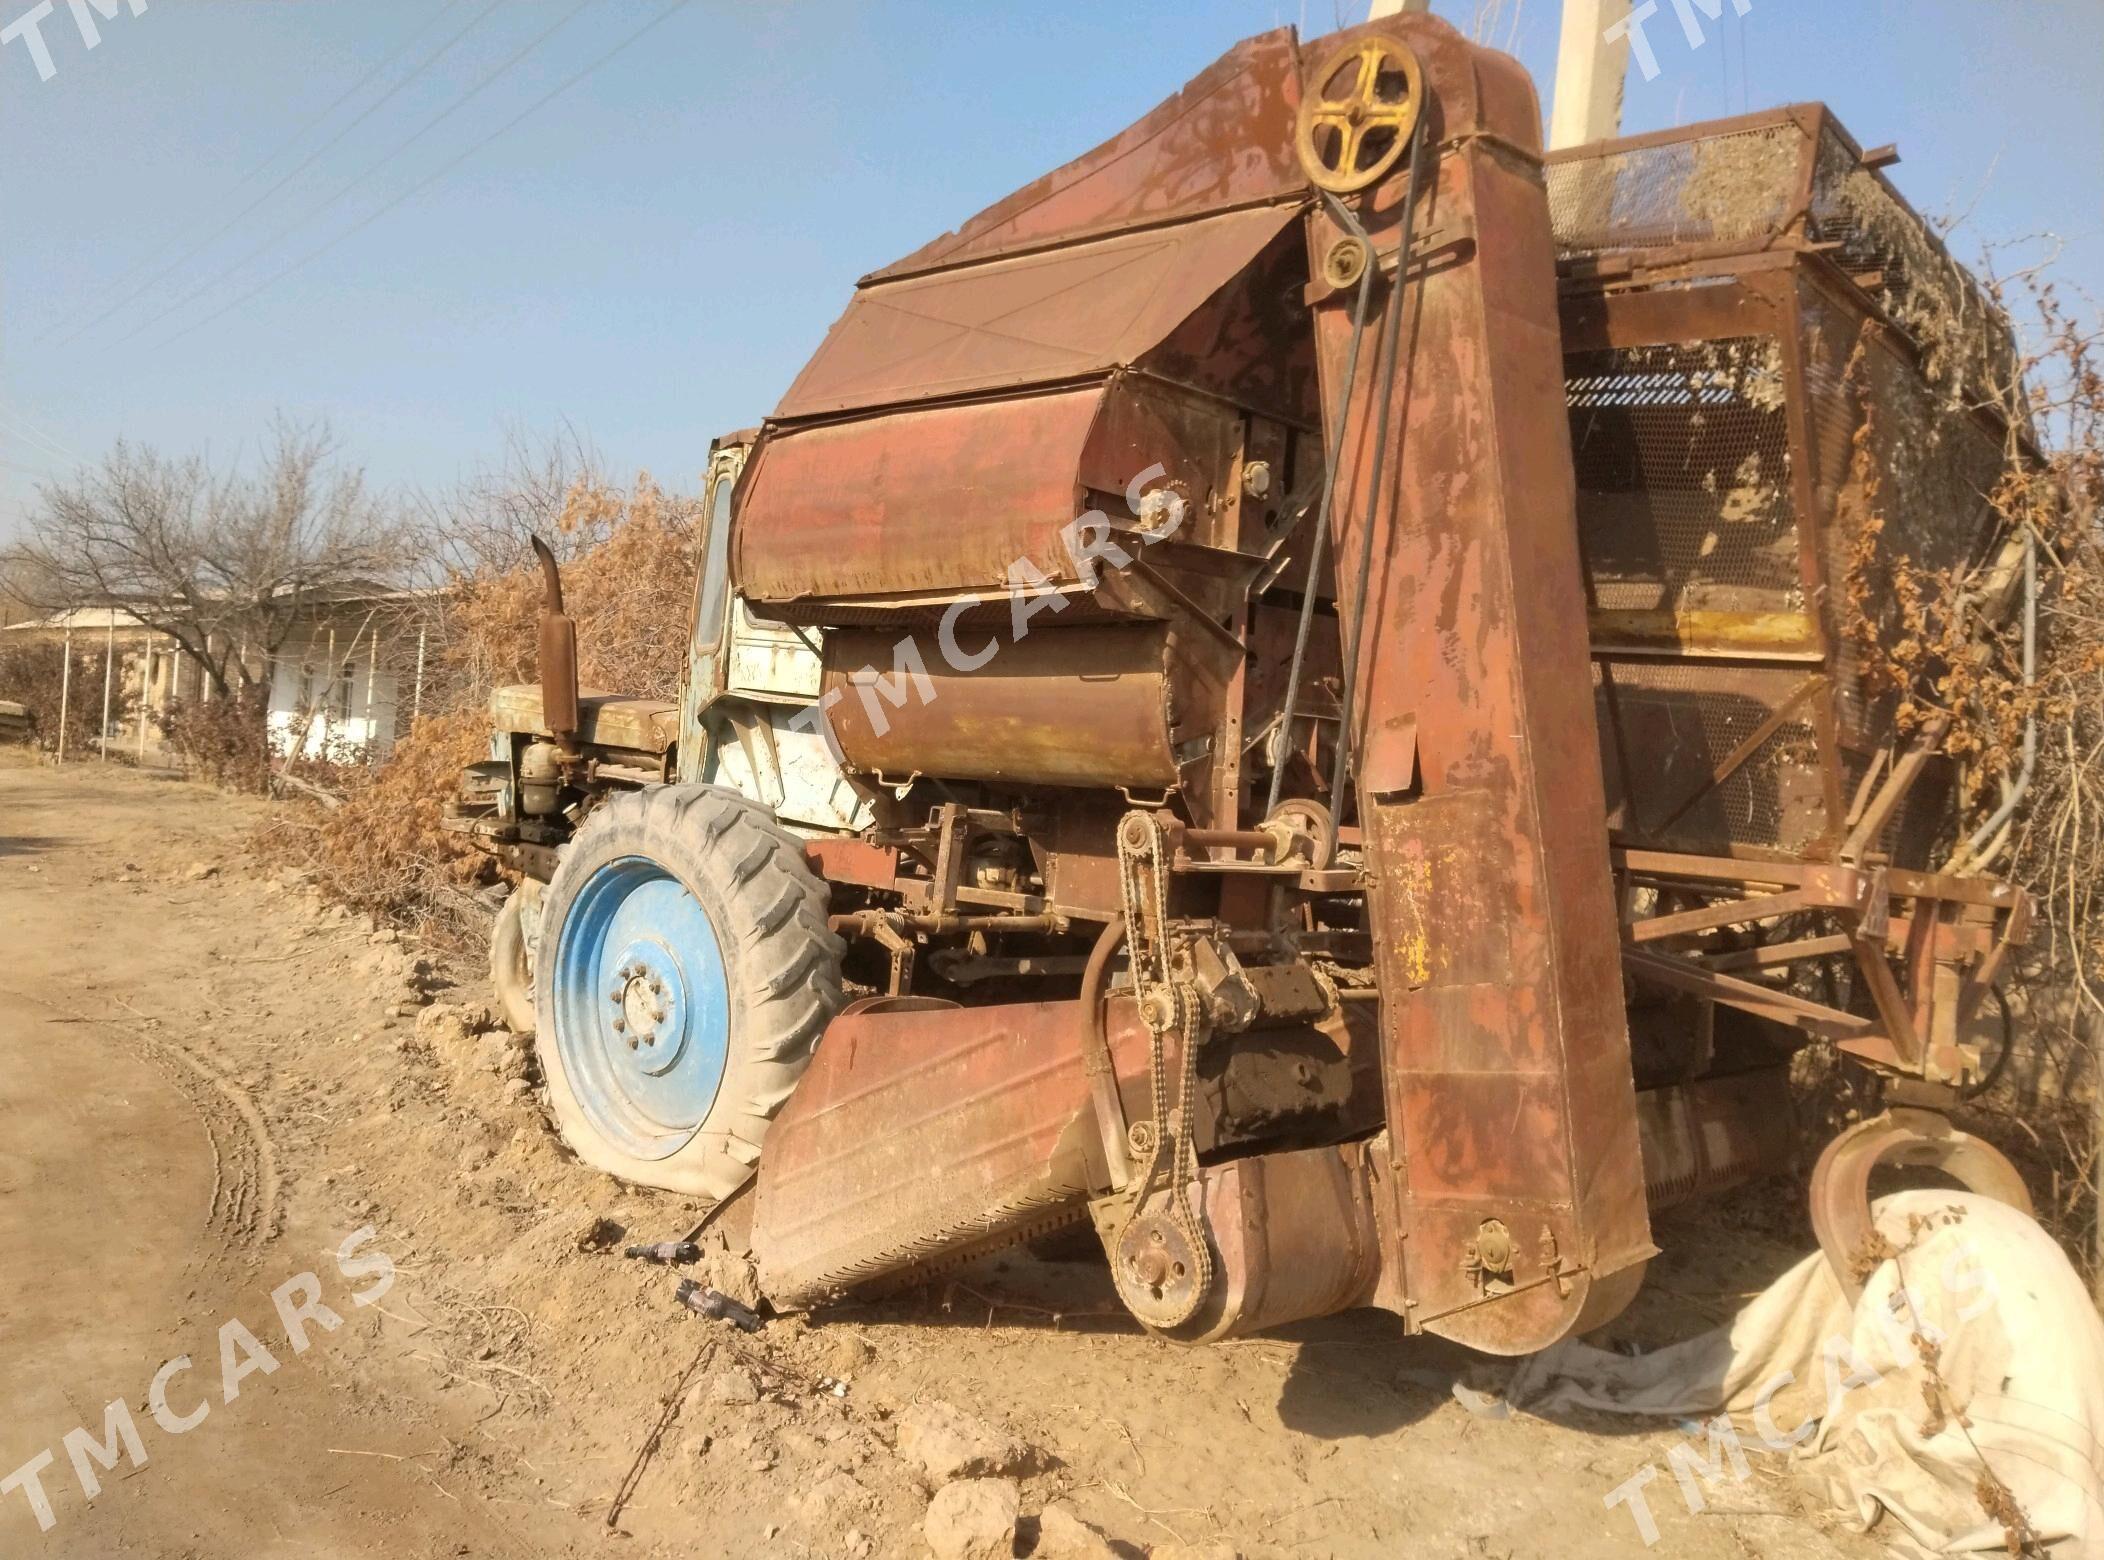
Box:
1;586;436;764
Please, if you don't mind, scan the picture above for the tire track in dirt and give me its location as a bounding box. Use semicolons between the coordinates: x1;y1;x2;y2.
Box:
0;982;282;1251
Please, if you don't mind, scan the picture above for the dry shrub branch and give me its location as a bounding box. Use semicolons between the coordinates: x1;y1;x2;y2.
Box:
1839;238;2103;1275
265;439;701;949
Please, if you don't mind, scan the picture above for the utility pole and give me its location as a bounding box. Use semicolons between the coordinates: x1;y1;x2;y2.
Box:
1548;0;1632;149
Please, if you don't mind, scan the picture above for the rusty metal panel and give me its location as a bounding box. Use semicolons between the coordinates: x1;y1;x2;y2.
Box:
1307;17;1651;1355
776;206;1304;421
741;372;1257;615
1636;1068;1798;1210
821;623;1183;790
1168;1144;1384;1343
736;388;1097;607
753;1000;1099;1305
869;28;1305;283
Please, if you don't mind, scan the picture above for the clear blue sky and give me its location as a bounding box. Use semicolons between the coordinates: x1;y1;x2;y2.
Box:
2;0;2098;537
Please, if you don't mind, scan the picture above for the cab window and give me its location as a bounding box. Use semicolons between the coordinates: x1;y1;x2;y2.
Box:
692;461;737;653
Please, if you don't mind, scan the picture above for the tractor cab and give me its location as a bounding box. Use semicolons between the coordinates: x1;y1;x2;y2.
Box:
676;434;869;835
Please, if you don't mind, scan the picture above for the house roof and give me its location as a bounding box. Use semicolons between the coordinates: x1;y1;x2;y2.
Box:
1;584;441;637
2;606;157;634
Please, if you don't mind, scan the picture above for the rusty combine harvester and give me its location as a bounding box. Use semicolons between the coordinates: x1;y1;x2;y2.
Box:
451;14;2037;1352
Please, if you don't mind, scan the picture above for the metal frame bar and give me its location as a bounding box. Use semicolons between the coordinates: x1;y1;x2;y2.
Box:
1614;846;2028;1083
1649;673;1828;834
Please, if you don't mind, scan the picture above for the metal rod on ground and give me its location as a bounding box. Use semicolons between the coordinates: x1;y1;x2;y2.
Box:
604;1339;714;1530
100;615;114;762
56;625;71;764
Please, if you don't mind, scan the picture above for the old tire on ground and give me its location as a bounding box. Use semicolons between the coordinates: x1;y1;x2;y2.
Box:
490;882;540;1037
534;784;841;1199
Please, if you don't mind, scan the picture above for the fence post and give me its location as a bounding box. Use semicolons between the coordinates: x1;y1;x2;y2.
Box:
366;629;380;764
413;624;427;724
137;650;148;762
56;625;72;765
100;616;114;763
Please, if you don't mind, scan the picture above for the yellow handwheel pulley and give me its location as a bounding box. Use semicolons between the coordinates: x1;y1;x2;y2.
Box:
1295;35;1425;194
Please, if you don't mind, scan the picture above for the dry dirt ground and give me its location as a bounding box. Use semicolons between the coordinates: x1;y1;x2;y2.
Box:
0;756;1895;1560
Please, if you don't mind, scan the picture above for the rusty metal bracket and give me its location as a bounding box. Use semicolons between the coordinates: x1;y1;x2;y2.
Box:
1808;1108;2033;1302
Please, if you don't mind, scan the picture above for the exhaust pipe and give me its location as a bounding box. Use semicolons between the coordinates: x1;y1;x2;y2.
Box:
531;535;580;748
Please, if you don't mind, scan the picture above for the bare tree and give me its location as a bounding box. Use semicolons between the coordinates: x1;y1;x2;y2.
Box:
0;553;62;628
408;419;620;581
3;418;409;703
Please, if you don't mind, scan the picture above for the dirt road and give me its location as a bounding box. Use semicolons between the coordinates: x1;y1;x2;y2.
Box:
0;757;1885;1558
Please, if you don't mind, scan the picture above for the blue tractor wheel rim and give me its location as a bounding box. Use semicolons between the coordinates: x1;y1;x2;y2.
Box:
549;855;732;1160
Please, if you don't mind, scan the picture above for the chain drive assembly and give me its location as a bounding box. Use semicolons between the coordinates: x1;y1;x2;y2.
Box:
1103;812;1215;1330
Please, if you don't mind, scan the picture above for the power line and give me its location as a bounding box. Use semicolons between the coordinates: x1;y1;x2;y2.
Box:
150;0;697;356
109;0;594;354
34;0;472;348
51;0;505;352
0;403;79;465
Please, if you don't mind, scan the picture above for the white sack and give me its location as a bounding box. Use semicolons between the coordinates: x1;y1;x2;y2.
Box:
1507;1191;2104;1556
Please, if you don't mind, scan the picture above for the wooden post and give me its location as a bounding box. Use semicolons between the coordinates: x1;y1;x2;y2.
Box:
100;615;115;762
137;648;151;762
366;629;380;763
323;623;337;757
412;624;427;724
56;625;72;765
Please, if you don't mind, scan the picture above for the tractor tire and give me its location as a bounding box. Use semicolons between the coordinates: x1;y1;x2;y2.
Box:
490;881;540;1037
534;784;842;1199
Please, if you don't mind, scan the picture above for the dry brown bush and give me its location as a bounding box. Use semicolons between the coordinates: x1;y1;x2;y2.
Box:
158;689;274;790
1837;246;2103;1284
265;457;701;947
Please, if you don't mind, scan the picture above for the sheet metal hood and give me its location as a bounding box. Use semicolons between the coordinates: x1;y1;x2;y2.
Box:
771;26;1312;423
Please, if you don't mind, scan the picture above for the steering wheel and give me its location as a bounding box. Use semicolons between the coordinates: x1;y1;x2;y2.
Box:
1296;35;1425;194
